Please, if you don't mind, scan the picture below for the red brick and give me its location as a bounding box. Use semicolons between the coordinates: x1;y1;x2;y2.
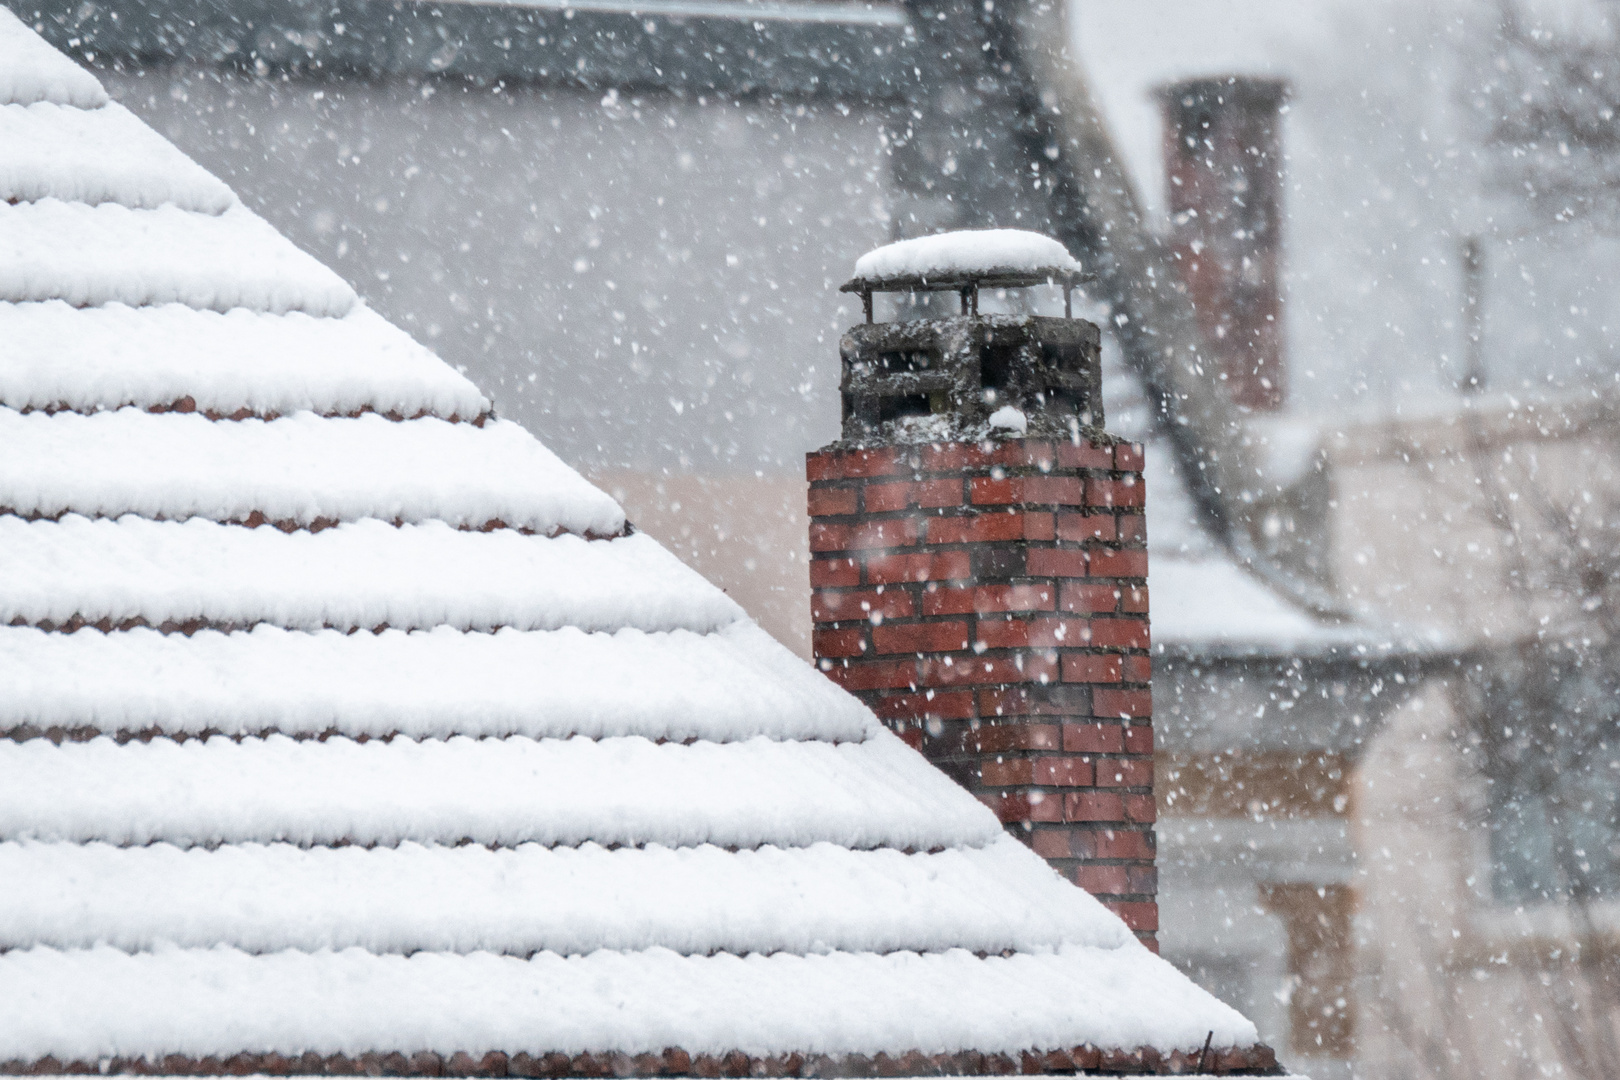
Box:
1127;866;1159;896
1107;901;1159;933
1062;654;1122;684
1117;474;1145;506
808;522;849;553
864;479;962;513
1118;514;1146;544
918;443;994;472
970;476;1085;506
914;479;967;508
979;758;1035;787
873;620;971;654
1086;477;1144;509
1090;618;1150;650
811;589;915;623
848;519;919;550
1124;724;1154;754
1027;476;1086;505
1114;443;1145;471
862;482;913;513
812;627;866;658
975;584;1056;613
1065;792;1125;822
925;512;1054;544
978;686;1088;718
1076;865;1133;895
896;727;924;751
919;652;1058;687
1026;617;1090;647
975;616;1088;650
969;477;1021;505
1056;513;1116;542
1056;442;1114;469
975;619;1029;649
1000;441;1058;468
1033;757;1095;787
1122;586;1149;613
921;586;974;616
805;447;903;481
872;690;975;722
1122;655;1153;682
923;584;1055;616
810;558;861;588
963;723;1060;753
1095;758;1155;788
1060;582;1121;614
806;486;858;517
1096;829;1155;860
814;518;923;554
1026;548;1089;578
1124;793;1157;824
1094;687;1152;718
982;790;1064;824
865;551;971;584
1063;721;1124;753
821;659;916;691
1088;549;1148;579
1030;829;1073;859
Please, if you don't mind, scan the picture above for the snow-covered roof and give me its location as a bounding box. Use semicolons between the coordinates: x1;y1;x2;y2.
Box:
1101;352;1407;658
0;12;1261;1074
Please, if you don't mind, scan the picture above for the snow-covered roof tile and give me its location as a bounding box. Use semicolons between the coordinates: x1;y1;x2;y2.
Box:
5;945;1257;1067
0;623;868;743
0;519;736;633
2;836;1131;956
0;201;357;313
0;302;490;420
0;734;998;850
0;10;106;107
0;101;235;211
0;410;624;533
0;8;1266;1074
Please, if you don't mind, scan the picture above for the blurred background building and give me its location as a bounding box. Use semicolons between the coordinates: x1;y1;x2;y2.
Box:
15;0;1620;1076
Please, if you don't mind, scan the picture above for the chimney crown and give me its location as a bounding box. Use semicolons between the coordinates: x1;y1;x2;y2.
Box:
836;230;1102;446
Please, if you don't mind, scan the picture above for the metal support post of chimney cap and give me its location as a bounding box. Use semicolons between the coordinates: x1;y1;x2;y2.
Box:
841;266;1087;325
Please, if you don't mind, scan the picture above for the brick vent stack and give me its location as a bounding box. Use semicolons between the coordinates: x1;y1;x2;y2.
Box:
807;437;1157;946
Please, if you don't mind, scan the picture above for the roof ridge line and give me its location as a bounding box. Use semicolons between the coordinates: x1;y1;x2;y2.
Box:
0;1042;1284;1076
8;401;492;424
0;509;627;540
0;726;870;749
1;192;232;217
0;835;937;856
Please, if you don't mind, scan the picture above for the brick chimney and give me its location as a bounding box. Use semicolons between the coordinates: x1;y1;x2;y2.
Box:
1160;76;1289;411
806;240;1157;946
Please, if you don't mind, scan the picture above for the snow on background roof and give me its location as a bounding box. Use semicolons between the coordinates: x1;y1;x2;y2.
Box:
1100;349;1396;657
0;9;1259;1069
850;228;1082;282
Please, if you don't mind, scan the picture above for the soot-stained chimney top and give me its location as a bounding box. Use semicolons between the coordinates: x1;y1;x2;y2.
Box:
836;229;1101;445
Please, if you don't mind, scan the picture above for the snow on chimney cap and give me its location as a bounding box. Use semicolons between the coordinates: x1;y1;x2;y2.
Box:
842;228;1083;294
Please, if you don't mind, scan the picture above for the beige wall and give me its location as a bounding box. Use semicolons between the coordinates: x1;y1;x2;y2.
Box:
591;470;812;657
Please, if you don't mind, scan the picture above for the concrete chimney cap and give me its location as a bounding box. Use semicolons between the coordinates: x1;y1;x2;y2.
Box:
841;228;1084;294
